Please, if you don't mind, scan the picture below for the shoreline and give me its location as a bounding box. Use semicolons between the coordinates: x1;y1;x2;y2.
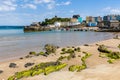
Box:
0;38;120;80
0;37;112;64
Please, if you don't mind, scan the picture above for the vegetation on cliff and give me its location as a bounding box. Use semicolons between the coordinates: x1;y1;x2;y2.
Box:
41;16;71;26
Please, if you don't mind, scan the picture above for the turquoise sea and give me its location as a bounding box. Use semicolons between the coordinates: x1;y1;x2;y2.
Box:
0;26;119;62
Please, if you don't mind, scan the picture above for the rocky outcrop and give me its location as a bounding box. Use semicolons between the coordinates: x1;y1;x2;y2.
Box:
24;26;51;32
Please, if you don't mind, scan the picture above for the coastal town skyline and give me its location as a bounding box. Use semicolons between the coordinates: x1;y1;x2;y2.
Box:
0;0;120;25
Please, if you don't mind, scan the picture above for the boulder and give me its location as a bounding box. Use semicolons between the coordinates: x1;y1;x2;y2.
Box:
9;63;17;68
24;63;34;68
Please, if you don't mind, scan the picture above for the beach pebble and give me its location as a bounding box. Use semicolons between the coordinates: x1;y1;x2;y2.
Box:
24;62;34;68
9;63;17;68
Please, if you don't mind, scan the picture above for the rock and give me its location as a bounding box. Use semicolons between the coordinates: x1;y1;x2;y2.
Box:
25;55;32;58
24;62;34;68
78;55;81;57
19;57;23;59
57;46;59;49
84;44;89;46
9;63;17;68
0;70;3;74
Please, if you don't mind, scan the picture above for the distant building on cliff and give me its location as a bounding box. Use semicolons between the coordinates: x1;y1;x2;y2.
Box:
73;15;80;19
86;16;102;27
103;15;120;21
100;15;120;28
30;22;41;26
54;22;70;27
70;14;82;26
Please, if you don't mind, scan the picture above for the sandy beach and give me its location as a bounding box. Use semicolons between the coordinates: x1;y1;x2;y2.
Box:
0;38;120;80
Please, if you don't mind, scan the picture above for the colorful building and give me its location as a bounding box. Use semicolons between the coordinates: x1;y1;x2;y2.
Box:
86;16;102;26
78;17;83;23
88;22;97;27
103;15;120;21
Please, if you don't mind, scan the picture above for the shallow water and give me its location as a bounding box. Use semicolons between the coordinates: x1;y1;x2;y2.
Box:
0;26;119;62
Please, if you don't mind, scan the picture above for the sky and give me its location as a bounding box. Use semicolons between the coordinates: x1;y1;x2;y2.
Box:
0;0;120;26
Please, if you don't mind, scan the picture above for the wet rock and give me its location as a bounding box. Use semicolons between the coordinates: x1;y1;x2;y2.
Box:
19;57;23;59
25;55;32;58
84;44;89;46
0;70;3;74
24;62;34;68
9;63;17;68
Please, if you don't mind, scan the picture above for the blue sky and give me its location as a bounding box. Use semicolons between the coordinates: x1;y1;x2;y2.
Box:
0;0;120;25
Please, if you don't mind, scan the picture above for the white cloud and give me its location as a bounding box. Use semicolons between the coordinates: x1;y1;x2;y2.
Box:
103;7;120;14
47;3;55;9
63;1;71;5
34;0;55;4
0;0;17;11
56;1;71;6
34;0;71;9
34;0;55;9
22;4;37;9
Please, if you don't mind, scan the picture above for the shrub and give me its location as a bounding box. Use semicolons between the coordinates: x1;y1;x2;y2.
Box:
44;44;57;54
31;69;43;76
69;65;79;72
14;72;23;79
107;52;120;59
38;52;45;55
44;63;67;75
55;63;67;71
8;62;67;80
44;66;56;75
118;44;120;49
82;51;87;54
60;52;66;54
8;76;15;80
61;48;66;52
66;49;74;54
74;47;80;52
22;71;32;77
57;56;67;61
67;55;72;60
76;47;80;52
107;59;115;64
77;64;86;72
81;53;92;62
68;65;86;72
98;45;112;53
99;53;107;58
69;52;91;72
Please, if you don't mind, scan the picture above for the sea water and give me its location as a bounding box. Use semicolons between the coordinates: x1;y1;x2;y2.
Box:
0;26;119;62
